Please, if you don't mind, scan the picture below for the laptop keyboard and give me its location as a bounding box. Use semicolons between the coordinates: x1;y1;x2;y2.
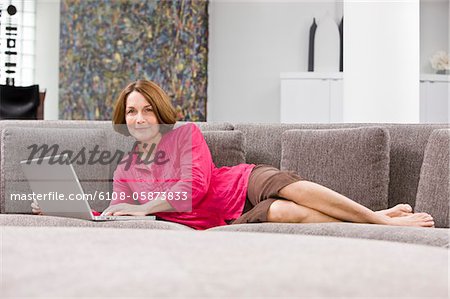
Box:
95;215;119;220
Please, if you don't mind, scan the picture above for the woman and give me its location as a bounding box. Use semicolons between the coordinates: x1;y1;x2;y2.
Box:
32;79;435;230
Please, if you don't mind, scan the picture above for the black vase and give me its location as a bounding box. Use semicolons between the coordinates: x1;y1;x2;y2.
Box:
308;18;317;72
339;17;343;72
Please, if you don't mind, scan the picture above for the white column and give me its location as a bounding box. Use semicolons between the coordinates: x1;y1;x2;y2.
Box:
35;0;60;120
343;0;420;123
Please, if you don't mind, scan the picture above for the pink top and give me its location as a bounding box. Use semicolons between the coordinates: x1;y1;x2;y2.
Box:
111;123;255;230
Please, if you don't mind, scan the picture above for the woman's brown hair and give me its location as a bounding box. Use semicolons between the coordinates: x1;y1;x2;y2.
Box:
112;80;177;136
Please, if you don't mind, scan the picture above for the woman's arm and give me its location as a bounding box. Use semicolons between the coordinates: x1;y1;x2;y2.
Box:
102;195;174;216
31;200;43;215
161;123;213;212
103;161;176;216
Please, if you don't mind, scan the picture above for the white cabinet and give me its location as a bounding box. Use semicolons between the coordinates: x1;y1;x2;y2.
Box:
281;73;449;124
420;75;449;123
280;73;343;123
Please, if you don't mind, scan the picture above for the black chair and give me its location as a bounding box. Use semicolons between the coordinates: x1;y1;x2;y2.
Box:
0;84;41;120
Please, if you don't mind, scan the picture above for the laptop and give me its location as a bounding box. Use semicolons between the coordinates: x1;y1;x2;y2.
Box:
20;154;156;221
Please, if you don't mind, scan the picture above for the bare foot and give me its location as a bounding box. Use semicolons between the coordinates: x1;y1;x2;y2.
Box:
387;213;434;227
376;204;413;218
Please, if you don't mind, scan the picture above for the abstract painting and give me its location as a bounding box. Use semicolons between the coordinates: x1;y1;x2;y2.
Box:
59;0;208;121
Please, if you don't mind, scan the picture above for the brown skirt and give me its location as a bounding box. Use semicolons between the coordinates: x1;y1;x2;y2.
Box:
231;164;303;224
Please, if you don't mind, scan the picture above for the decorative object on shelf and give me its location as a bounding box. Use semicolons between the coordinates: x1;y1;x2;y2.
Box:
339;17;343;72
430;51;450;75
308;18;317;72
314;12;340;72
0;3;20;85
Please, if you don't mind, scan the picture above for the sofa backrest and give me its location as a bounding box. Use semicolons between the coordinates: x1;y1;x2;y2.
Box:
233;123;450;210
0;120;448;215
381;124;449;209
415;129;450;228
1;127;110;214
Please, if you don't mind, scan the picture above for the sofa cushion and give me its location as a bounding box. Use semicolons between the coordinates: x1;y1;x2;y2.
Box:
208;222;449;248
280;127;390;210
187;121;234;131
2;226;447;297
202;130;246;167
0;214;193;230
0;127;111;214
415;129;450;228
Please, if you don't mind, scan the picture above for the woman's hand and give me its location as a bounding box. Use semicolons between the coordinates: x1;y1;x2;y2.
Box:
101;203;151;216
31;200;43;215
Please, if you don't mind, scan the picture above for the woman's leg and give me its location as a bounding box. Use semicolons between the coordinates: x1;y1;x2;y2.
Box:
268;201;414;224
267;200;341;223
376;204;413;217
278;181;434;227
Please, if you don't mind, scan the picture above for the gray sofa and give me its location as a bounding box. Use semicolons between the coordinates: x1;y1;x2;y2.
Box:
1;120;449;298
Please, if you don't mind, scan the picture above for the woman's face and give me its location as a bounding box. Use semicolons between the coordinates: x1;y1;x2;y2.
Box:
125;91;160;144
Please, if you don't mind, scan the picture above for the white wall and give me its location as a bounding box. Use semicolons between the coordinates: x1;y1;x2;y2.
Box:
36;0;445;123
343;0;420;123
35;0;60;120
208;0;342;122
